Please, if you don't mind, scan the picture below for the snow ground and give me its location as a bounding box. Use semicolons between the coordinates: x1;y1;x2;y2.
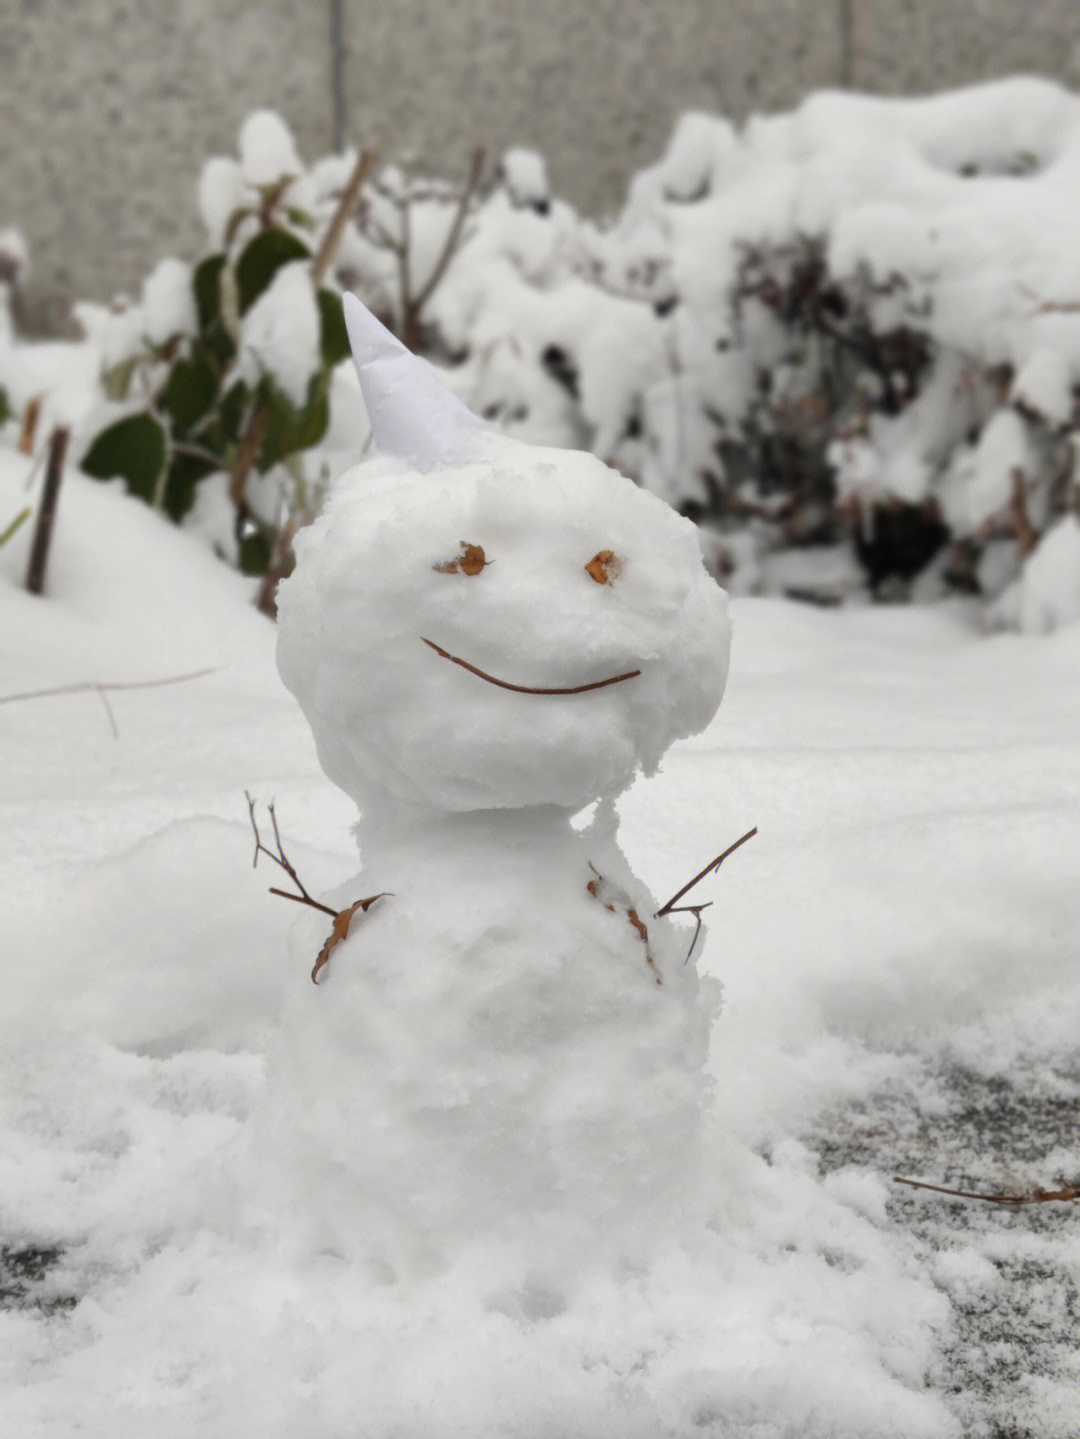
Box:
2;451;1079;1437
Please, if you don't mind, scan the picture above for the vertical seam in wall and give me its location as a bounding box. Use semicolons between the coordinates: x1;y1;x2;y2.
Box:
330;0;347;150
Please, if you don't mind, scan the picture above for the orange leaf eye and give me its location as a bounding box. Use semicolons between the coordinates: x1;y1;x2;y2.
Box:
434;542;489;576
585;550;621;584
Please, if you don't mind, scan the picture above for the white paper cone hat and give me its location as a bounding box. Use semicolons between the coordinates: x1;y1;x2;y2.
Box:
343;293;495;470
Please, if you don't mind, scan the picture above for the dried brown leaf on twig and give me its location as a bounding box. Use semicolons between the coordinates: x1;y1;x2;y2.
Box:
310;893;388;984
587;865;661;984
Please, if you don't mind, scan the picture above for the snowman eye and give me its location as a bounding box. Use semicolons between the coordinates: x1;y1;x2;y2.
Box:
434;542;489;576
585;551;621;585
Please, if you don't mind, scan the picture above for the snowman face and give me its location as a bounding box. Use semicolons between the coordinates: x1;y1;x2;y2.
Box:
276;444;730;813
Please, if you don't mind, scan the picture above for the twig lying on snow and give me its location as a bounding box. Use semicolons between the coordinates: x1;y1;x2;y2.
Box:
0;666;219;738
655;826;758;962
893;1176;1080;1206
246;793;388;983
0;668;220;704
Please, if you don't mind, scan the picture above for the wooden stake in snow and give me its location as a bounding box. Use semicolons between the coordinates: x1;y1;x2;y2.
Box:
25;427;70;596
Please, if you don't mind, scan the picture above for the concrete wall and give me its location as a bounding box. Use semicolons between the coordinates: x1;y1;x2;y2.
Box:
5;0;1080;330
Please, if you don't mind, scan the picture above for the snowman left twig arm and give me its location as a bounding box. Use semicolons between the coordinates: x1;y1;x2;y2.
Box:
246;791;338;917
246;792;389;983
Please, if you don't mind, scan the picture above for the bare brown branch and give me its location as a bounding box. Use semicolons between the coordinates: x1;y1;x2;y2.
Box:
18;397;41;455
1009;468;1040;558
413;146;485;314
310;147;379;287
667;902;713;964
229;404;270;510
256;512;302;618
246;794;393;982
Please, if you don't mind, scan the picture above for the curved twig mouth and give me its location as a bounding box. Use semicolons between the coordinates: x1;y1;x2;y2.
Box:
420;637;641;695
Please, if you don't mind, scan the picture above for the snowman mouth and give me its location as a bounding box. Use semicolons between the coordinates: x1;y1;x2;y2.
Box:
420;637;641;695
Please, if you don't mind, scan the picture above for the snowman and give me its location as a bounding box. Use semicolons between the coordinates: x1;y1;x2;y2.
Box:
259;295;732;1300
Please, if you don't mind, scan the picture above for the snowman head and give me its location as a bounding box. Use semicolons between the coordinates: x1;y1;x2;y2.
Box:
275;299;730;816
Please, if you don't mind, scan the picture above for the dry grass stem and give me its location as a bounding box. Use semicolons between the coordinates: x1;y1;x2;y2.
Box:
894;1176;1080;1206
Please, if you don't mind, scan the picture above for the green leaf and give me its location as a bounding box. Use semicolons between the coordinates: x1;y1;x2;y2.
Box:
217;379;251;449
317;288;348;367
201;315;237;369
237;526;272;575
235;228;311;313
0;387;10;426
193;253;227;331
256;374;328;472
159;350;219;437
162;450;216;523
82;413;167;505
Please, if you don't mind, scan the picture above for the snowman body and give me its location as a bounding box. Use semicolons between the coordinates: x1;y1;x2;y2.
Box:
259;300;731;1291
265;804;718;1286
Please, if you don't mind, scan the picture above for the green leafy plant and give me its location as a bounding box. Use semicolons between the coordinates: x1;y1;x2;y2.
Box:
80;123;374;595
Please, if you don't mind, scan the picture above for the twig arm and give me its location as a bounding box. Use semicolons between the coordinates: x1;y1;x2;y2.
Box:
245;791;338;917
655;826;758;918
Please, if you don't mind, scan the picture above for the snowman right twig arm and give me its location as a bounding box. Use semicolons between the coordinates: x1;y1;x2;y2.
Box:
655;826;758;963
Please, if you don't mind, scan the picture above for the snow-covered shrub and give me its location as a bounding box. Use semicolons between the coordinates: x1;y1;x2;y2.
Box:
417;81;1080;622
37;81;1080;626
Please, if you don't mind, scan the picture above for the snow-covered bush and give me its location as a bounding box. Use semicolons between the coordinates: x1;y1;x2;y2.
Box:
402;81;1080;624
18;81;1080;627
426;81;1080;620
